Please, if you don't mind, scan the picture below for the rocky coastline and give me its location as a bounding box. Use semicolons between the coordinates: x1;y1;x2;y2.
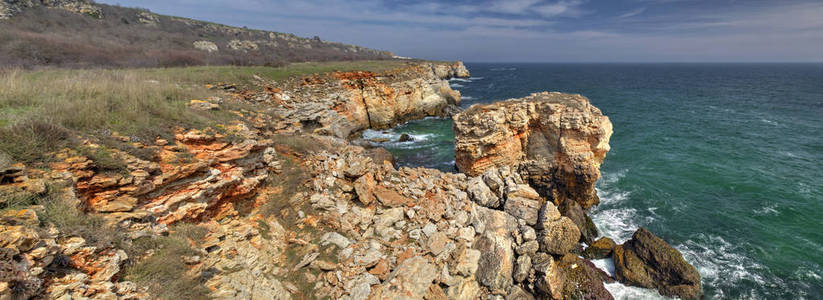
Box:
0;61;700;299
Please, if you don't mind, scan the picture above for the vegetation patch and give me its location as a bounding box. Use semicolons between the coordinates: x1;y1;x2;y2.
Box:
125;223;210;300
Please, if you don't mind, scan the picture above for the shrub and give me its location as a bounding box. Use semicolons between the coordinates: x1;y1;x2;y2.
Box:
0;119;72;164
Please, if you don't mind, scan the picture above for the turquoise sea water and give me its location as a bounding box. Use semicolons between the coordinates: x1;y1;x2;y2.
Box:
364;63;823;299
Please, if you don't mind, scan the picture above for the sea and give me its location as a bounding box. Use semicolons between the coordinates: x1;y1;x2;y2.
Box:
362;63;823;299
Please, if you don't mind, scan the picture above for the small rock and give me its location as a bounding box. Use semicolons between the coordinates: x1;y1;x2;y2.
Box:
584;237;616;259
427;232;450;255
293;252;319;271
467;177;500;208
513;255;531;283
454;248;481;276
516;240;539;256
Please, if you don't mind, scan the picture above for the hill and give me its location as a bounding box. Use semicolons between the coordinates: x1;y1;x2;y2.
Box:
0;0;394;68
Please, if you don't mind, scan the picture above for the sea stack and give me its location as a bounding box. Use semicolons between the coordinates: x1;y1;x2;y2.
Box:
453;91;613;209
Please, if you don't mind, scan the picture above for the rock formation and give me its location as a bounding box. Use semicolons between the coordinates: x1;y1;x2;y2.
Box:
613;228;703;299
0;62;701;300
453;91;612;209
265;62;469;138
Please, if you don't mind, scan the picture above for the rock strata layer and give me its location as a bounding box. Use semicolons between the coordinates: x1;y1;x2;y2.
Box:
453;92;612;209
268;62;469;138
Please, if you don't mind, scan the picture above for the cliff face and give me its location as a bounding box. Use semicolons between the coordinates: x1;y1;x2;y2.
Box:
268;62;468;137
453;92;612;209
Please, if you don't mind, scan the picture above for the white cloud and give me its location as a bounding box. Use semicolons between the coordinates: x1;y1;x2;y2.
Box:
617;7;645;19
533;0;585;18
488;0;541;14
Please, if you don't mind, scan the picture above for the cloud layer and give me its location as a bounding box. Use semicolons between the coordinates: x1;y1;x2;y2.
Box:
99;0;823;62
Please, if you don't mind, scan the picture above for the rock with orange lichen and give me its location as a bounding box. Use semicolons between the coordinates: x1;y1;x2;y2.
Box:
454;92;613;209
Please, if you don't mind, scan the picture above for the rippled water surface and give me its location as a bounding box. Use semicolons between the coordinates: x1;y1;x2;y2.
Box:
366;63;823;299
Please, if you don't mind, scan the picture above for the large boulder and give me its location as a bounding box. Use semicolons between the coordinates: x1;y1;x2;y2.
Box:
537;217;580;255
547;255;614;300
503;184;542;225
454;92;612;209
472;207;517;290
559;200;598;244
613;228;702;300
536;202;580;255
376;256;437;299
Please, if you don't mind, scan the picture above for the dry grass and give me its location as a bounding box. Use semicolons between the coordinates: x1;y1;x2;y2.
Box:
125;223;210;300
0;68;232;163
0;61;405;165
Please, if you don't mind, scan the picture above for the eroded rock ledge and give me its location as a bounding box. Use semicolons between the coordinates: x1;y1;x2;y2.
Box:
267;62;469;138
453;91;612;209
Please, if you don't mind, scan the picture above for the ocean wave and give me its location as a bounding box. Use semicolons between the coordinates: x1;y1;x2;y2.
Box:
753;203;779;216
468;77;484;80
677;234;771;298
450;78;472;82
361;129;433;144
590;259;667;300
760;118;779;126
462;96;475;100
590;207;640;243
490;67;517;71
450;83;464;88
604;282;667;300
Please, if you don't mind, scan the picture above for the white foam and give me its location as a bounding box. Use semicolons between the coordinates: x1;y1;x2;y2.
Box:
590;207;640;243
760;118;779;126
450;78;472;82
604;282;668;300
753;203;779;216
468;77;484;80
677;234;770;294
591;259;666;300
450;83;464;88
361;130;434;146
462;96;475;100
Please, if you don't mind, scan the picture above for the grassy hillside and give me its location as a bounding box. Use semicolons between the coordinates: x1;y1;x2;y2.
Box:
0;60;410;168
0;0;393;68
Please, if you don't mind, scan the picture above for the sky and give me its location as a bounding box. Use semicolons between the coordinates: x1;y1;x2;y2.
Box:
97;0;823;62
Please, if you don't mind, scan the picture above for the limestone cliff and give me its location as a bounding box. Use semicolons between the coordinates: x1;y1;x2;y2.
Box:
453;92;612;209
266;62;469;137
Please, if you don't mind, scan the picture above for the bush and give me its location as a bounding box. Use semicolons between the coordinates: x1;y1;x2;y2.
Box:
0;119;72;164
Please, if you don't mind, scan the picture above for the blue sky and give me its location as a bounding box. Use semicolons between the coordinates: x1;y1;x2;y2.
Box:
98;0;823;62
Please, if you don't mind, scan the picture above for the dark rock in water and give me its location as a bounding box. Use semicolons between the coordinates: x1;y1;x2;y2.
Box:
398;133;414;142
584;237;616;259
537;254;614;300
559;200;599;245
613;228;702;300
